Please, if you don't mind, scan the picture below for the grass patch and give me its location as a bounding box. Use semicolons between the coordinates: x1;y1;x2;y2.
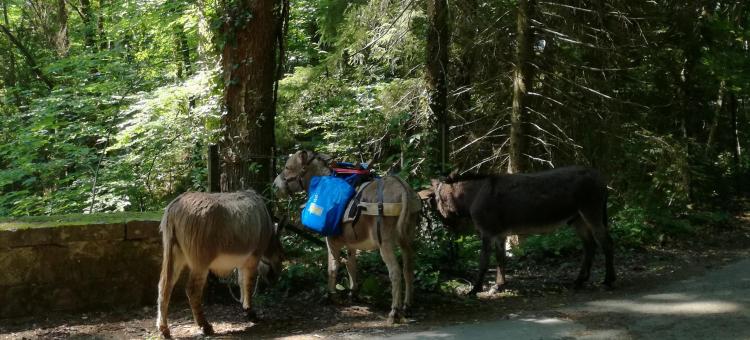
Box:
0;211;162;230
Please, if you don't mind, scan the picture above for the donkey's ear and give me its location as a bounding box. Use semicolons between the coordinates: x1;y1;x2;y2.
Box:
448;169;459;178
430;178;441;187
298;150;308;164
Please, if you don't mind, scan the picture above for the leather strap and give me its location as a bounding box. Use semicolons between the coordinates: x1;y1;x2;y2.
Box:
376;177;384;245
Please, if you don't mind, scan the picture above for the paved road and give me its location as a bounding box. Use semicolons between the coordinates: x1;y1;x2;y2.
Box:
370;259;750;340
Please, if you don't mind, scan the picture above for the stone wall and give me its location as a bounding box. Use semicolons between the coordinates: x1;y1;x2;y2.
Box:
0;219;163;318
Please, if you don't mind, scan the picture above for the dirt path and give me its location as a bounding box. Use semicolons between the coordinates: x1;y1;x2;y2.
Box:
2;219;750;339
370;257;750;340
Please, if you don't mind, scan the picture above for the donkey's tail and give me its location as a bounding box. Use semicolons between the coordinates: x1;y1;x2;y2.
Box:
392;176;416;241
602;189;610;230
159;205;175;291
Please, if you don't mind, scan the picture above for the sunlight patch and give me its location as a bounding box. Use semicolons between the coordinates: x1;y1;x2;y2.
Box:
640;293;695;301
521;317;568;325
586;299;740;314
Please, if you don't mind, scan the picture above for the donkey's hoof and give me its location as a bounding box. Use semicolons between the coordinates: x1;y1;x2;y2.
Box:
200;323;214;336
387;307;408;325
158;326;171;339
386;308;403;325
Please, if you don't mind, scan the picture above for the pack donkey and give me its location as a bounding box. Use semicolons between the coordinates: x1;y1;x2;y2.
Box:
421;166;615;294
274;150;422;324
156;190;283;338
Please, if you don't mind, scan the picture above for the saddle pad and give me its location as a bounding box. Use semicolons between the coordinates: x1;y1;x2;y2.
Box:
341;180;405;225
358;202;402;216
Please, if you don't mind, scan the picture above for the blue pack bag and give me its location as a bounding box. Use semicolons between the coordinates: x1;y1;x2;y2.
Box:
301;176;356;236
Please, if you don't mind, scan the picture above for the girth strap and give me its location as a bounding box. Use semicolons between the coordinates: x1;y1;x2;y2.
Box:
376;177;384;245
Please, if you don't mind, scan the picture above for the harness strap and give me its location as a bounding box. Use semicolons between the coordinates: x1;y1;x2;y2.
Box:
376;177;384;245
349;181;373;232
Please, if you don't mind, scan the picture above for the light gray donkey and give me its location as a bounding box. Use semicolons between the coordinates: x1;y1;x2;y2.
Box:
274;150;421;324
156;190;283;338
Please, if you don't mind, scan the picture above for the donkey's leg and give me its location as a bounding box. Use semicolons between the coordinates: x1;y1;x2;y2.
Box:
399;237;415;314
601;231;616;287
580;209;616;288
470;236;493;295
489;236;507;294
156;248;185;339
572;218;596;289
240;255;260;321
326;238;343;301
185;268;213;336
379;241;404;325
345;248;359;299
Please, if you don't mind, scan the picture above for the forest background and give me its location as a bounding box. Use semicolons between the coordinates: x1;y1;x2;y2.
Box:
1;0;748;292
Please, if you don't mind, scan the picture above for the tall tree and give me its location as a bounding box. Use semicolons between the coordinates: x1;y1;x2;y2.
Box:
80;0;96;50
507;0;535;174
452;0;476;126
219;0;284;192
97;0;107;50
1;0;15;89
175;22;191;79
55;0;68;56
427;0;449;174
0;23;54;89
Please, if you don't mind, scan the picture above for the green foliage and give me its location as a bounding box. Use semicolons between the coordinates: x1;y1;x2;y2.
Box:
519;228;580;258
275;261;326;295
0;0;217;216
1;0;749;301
521;202;734;256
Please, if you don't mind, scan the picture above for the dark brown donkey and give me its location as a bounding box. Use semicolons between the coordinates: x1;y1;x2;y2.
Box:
421;166;615;294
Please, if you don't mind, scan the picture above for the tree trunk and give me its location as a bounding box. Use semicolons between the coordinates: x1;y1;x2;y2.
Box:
175;23;191;79
219;0;282;193
80;0;96;50
1;0;16;90
0;23;54;90
705;80;725;154
507;0;536;249
453;0;476;119
97;0;107;51
728;92;740;173
508;0;535;174
426;0;449;174
55;0;69;56
676;4;711;204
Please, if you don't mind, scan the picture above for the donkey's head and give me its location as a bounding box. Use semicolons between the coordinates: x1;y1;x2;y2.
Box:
422;178;473;234
273;150;330;196
258;223;284;284
418;181;439;211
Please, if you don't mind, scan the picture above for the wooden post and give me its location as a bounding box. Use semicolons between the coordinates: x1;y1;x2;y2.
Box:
208;144;220;192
